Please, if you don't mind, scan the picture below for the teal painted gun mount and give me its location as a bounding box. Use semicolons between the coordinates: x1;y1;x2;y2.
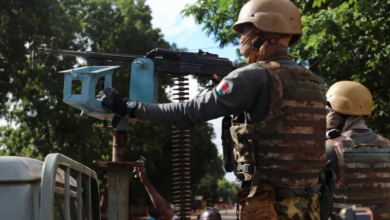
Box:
59;58;157;121
60;66;119;120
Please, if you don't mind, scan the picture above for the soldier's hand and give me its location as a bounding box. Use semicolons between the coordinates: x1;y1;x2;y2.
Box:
133;161;148;184
212;74;224;87
96;88;128;117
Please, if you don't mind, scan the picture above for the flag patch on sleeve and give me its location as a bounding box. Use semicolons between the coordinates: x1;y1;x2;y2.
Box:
216;80;230;96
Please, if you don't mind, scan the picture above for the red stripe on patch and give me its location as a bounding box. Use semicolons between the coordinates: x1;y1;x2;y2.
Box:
220;82;230;94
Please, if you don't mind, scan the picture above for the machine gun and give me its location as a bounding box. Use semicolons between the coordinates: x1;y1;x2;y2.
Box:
37;47;236;121
38;48;236;79
38;46;236;220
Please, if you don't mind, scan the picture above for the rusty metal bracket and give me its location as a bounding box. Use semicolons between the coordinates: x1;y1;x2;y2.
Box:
93;160;143;220
93;161;143;168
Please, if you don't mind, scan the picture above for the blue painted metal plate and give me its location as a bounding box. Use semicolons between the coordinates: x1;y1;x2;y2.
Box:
59;59;158;121
130;58;158;103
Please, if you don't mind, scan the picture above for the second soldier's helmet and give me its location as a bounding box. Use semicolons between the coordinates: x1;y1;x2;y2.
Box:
326;81;373;117
232;0;302;46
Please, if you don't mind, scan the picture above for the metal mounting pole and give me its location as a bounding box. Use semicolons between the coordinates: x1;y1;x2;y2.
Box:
94;116;142;220
94;58;156;220
108;117;130;220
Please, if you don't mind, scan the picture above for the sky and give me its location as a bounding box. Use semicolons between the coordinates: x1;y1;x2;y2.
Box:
144;0;239;181
0;0;240;181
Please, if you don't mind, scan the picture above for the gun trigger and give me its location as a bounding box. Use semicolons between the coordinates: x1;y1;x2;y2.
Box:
211;78;219;85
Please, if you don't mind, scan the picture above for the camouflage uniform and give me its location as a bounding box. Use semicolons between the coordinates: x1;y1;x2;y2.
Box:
238;187;321;220
134;59;327;220
328;132;390;220
232;61;327;220
274;193;321;220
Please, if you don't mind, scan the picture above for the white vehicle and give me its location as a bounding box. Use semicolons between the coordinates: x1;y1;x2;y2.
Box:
0;153;101;220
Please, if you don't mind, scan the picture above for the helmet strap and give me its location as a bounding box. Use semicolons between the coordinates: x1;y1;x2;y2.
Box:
267;38;279;45
252;36;265;51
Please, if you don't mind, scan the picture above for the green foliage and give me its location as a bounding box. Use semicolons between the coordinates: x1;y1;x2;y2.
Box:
182;0;246;47
217;179;239;204
0;0;224;207
0;0;84;116
182;0;390;138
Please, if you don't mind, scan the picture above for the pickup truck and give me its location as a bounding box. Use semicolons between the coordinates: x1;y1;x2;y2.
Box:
0;153;101;220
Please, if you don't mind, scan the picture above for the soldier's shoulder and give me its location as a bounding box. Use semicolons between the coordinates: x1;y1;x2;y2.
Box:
377;134;390;145
327;135;348;146
229;63;268;79
235;63;266;72
257;60;283;69
326;139;339;147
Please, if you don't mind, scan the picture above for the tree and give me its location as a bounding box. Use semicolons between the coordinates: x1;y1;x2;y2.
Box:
0;0;85;116
217;179;239;204
0;0;224;208
182;0;390;138
0;0;86;159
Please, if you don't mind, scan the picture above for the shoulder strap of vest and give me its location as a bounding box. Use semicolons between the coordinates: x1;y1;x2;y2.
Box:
372;138;390;148
341;140;356;148
256;61;281;69
247;61;281;113
279;69;322;84
342;137;389;149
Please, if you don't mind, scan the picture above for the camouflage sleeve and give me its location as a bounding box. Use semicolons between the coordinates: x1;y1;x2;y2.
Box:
134;63;270;129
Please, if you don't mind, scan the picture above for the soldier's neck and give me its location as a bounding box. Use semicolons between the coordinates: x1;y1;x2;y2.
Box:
264;51;290;62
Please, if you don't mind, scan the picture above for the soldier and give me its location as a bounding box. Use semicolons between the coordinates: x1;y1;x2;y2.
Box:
199;207;222;220
97;0;330;219
325;81;390;220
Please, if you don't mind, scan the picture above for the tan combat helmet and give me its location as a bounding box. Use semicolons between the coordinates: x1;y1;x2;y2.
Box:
326;81;373;117
232;0;302;46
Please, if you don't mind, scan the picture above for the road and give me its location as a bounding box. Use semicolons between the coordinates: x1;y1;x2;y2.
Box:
191;209;239;220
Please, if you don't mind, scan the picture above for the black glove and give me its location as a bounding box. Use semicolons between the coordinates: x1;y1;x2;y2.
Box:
96;88;128;118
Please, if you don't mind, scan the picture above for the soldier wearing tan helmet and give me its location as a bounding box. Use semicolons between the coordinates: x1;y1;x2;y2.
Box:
97;1;328;219
326;81;390;220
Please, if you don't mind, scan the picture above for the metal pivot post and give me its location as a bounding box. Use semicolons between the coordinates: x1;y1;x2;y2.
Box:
108;117;131;220
93;58;157;220
95;116;143;220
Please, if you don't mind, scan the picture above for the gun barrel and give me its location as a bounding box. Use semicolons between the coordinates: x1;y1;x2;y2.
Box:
38;48;144;62
38;48;91;58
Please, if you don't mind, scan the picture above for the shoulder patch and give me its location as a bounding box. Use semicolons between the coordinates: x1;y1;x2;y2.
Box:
216;80;230;96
